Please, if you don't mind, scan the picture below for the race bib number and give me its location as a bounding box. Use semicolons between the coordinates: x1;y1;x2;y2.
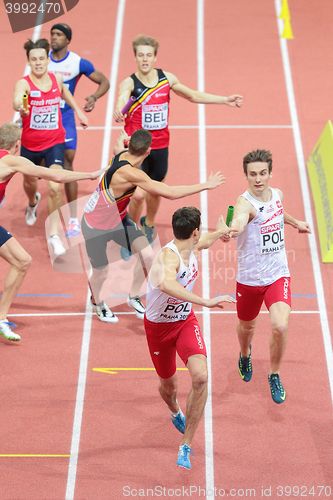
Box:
142;103;168;130
30;105;59;130
260;222;285;254
159;297;192;321
84;188;99;213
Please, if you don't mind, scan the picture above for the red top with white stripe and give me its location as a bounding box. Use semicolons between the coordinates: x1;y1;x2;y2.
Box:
21;72;65;151
83;152;136;230
0;149;13;204
124;69;170;150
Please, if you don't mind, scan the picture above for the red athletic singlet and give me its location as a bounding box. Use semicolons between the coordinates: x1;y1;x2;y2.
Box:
125;69;170;150
21;72;65;151
83;153;136;230
0;149;12;203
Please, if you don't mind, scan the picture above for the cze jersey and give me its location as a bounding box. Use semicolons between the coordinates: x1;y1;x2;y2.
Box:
125;69;170;150
145;241;199;323
0;149;13;204
236;188;290;286
21;73;65;151
48;51;95;114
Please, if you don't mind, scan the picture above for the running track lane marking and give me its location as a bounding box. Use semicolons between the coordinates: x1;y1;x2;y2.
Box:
275;0;333;405
0;454;70;458
197;0;215;496
7;310;320;318
92;368;188;375
77;124;293;130
65;2;126;499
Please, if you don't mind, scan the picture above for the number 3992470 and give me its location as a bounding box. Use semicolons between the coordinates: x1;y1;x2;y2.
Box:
5;2;62;14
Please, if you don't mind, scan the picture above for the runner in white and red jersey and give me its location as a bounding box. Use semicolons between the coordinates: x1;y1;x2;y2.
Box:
144;207;235;470
81;129;225;324
13;38;88;258
0;123;101;342
224;149;311;404
113;34;243;255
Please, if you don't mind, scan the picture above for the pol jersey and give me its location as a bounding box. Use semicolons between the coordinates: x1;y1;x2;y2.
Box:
145;241;199;323
48;51;95;114
236;188;290;286
125;69;170;150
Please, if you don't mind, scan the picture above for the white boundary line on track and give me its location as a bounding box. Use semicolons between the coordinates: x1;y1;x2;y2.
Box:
275;0;333;405
65;1;126;498
197;0;215;495
8;310;319;318
76;124;292;131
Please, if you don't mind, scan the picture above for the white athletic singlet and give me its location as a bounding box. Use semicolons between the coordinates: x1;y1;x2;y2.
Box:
236;188;290;286
145;241;198;323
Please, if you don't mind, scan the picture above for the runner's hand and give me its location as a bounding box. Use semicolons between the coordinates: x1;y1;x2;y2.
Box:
89;169;106;180
113;110;125;123
78;110;89;129
226;95;243;108
206;172;226;190
204;295;236;309
296;220;311;233
84;95;97;112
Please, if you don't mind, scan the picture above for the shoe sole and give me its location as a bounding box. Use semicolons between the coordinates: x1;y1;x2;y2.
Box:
177;463;191;470
25;192;41;226
0;332;21;342
238;367;252;382
95;315;119;324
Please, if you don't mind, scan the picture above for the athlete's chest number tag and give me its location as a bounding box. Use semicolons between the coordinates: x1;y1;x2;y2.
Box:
30;105;59;130
142;103;168;130
260;222;285;254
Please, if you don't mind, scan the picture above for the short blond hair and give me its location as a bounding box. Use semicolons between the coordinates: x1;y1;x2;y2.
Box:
132;35;159;55
0;123;21;150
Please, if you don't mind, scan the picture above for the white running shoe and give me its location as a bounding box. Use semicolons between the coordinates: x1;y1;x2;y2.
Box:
127;295;145;319
66;218;81;238
48;234;66;258
92;300;119;323
0;320;21;342
25;192;41;226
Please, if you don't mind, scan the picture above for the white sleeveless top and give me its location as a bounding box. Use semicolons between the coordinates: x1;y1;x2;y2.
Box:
145;241;198;323
236;188;290;286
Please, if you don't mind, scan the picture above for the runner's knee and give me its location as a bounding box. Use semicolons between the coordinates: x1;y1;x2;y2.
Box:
191;369;208;390
271;321;288;337
17;253;32;273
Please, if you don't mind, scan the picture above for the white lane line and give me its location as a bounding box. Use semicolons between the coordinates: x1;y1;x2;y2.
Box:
7;310;320;318
275;0;333;405
65;1;126;498
76;124;292;131
197;0;215;496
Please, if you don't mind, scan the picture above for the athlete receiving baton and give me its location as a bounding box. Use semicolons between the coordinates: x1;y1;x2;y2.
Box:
222;149;310;404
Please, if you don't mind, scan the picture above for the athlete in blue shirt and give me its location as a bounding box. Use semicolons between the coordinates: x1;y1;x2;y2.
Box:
49;23;110;236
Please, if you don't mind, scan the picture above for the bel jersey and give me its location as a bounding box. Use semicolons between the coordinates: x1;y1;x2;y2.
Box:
21;73;65;151
124;69;170;150
48;51;95;114
236;188;290;286
145;241;199;323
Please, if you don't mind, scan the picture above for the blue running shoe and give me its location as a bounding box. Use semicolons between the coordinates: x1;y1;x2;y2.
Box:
177;444;191;470
238;345;252;382
140;216;155;244
120;246;132;261
268;373;286;404
171;410;186;434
